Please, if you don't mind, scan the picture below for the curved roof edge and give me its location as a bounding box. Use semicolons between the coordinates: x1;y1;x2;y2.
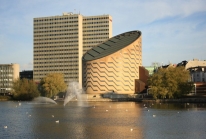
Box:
82;30;141;61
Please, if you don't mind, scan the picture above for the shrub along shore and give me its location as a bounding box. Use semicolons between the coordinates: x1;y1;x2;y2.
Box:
1;94;206;103
0;95;11;101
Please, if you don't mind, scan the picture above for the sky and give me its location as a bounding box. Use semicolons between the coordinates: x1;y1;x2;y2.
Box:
0;0;206;71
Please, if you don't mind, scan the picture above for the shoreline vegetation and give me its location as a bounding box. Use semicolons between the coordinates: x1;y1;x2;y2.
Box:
1;94;206;103
0;95;11;101
142;98;206;103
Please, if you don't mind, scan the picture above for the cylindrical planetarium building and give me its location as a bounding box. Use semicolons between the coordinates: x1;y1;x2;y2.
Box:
82;30;142;94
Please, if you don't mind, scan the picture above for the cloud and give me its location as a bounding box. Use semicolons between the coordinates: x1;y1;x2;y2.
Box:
0;0;206;68
20;61;33;71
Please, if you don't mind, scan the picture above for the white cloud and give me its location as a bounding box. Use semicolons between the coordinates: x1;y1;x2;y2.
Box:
0;0;206;68
20;61;33;71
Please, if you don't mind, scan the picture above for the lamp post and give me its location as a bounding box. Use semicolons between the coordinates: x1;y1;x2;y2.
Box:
194;83;196;95
147;88;148;95
147;88;149;95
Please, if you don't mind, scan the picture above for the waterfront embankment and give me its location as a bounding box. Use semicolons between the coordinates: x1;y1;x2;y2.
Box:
142;98;206;103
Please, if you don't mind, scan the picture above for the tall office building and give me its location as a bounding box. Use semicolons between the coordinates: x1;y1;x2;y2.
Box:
33;12;112;86
0;63;19;94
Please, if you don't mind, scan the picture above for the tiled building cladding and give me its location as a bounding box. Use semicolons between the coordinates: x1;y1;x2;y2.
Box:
82;31;142;94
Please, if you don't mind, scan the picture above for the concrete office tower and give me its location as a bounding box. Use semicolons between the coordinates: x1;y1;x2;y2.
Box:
82;30;142;94
33;13;112;86
0;63;19;94
83;15;112;54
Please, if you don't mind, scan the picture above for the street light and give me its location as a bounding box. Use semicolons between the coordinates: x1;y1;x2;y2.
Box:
194;83;196;95
147;87;151;95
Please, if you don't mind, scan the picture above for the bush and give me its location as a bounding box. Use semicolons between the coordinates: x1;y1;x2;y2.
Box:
12;78;40;101
0;95;11;100
148;66;193;99
39;73;67;98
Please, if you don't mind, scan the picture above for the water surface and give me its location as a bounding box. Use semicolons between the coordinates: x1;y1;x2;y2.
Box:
0;101;206;139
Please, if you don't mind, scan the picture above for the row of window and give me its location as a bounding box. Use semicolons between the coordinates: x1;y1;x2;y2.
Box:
0;72;13;75
34;59;78;63
0;72;13;78
34;45;78;48
34;21;109;29
34;22;79;26
34;32;78;37
83;33;109;36
34;37;107;42
33;69;70;72
83;45;96;48
34;57;78;60
34;26;78;30
34;16;109;22
34;76;78;80
83;25;109;28
34;41;78;45
0;68;13;71
34;68;78;72
34;16;78;22
34;49;78;53
83;37;108;40
83;41;104;44
34;63;78;66
0;83;12;86
0;68;13;73
34;73;78;77
34;37;78;41
83;17;109;21
34;48;78;54
34;53;78;56
83;29;109;32
83;21;109;24
0;78;13;81
34;29;79;34
34;65;78;69
35;59;78;62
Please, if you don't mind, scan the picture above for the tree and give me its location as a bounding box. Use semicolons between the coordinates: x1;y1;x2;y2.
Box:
12;78;40;100
39;73;67;98
148;66;193;99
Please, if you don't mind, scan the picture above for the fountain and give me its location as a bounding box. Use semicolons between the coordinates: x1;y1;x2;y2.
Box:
33;96;57;104
64;81;87;106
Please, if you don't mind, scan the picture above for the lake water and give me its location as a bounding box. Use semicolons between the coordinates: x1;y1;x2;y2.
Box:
0;101;206;139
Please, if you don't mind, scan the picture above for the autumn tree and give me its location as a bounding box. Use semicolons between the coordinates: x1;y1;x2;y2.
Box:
148;66;193;99
39;73;67;98
12;78;40;100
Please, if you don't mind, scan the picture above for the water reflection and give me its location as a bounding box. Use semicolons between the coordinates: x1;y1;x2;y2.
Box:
0;101;206;139
142;102;206;111
141;102;206;139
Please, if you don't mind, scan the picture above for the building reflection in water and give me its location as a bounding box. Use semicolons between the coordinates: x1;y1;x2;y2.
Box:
1;101;206;138
29;102;143;138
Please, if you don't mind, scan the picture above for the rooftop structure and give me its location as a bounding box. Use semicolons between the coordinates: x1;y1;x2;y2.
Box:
20;70;33;80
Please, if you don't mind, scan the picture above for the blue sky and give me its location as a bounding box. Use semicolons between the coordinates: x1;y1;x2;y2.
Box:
0;0;206;71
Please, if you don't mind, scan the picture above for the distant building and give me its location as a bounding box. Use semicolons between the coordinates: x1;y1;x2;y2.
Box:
33;12;112;87
0;64;19;95
179;59;206;82
20;70;33;80
144;66;157;76
82;30;144;94
135;66;149;93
